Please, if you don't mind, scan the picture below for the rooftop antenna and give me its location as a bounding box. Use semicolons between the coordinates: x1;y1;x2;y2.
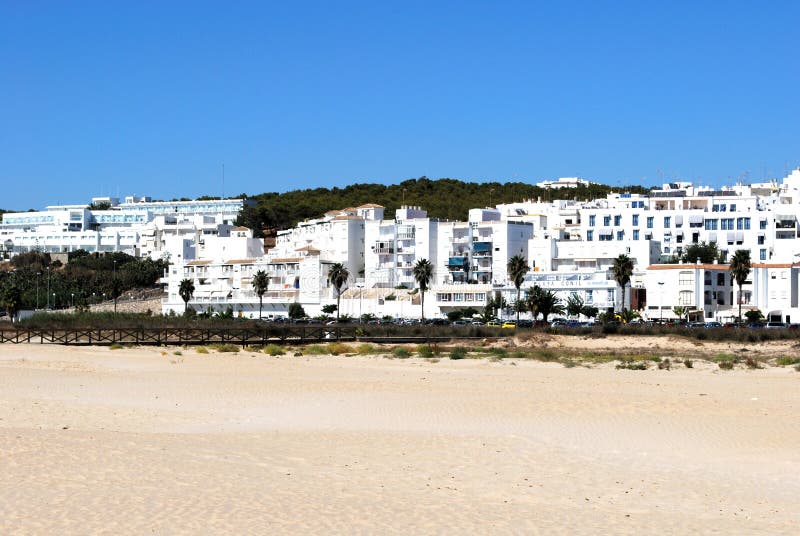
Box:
222;164;225;199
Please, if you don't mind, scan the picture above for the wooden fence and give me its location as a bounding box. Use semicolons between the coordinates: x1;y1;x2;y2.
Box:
0;326;460;346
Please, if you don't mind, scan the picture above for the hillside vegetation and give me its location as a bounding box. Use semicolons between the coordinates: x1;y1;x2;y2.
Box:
236;177;650;235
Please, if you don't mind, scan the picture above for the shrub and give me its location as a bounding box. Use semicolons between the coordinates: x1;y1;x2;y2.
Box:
488;347;507;358
244;346;263;353
718;360;734;370
713;352;736;362
263;344;284;356
449;347;468;360
173;350;183;356
305;345;326;355
356;343;376;355
745;357;762;369
211;343;240;353
109;343;124;350
531;348;559;362
196;346;209;354
417;345;434;358
658;358;671;370
616;359;648;370
683;359;693;368
326;342;349;356
393;347;411;359
776;356;800;366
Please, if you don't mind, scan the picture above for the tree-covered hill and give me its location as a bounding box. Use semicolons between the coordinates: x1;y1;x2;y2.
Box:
237;177;650;235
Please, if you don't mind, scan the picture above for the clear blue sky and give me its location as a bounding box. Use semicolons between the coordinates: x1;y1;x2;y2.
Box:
2;1;799;210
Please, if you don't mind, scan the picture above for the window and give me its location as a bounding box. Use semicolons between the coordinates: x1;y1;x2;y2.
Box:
705;219;718;230
744;218;750;230
614;215;622;226
645;233;653;240
633;230;639;240
758;235;765;245
617;231;624;240
760;219;767;230
603;216;611;226
632;214;639;226
679;290;693;305
647;216;654;229
717;273;725;286
676;234;683;243
589;215;595;227
760;249;766;260
730;204;736;212
586;230;593;241
664;216;671;228
679;271;693;285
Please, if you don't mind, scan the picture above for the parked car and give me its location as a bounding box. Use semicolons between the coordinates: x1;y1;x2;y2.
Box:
451;320;468;326
487;321;502;328
765;321;787;329
471;320;485;326
516;319;534;328
501;321;516;329
704;321;723;329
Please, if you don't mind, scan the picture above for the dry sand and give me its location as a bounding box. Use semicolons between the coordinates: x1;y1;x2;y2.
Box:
0;341;798;534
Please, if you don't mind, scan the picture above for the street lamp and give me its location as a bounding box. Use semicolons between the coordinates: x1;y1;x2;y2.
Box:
657;281;665;323
71;292;74;308
356;283;364;321
46;266;51;309
113;259;118;314
36;271;41;310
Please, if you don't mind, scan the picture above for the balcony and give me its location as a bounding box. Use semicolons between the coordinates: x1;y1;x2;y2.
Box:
374;246;395;254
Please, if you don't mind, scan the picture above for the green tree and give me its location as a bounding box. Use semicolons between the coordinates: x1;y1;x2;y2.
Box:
327;263;350;322
527;285;562;323
179;278;195;314
729;249;751;322
672;306;688;322
581;304;599;319
252;270;270;319
744;309;764;324
566;293;584;318
288;302;306;319
413;258;433;322
321;304;338;316
1;282;22;322
680;241;719;264
507;254;529;324
612;254;634;311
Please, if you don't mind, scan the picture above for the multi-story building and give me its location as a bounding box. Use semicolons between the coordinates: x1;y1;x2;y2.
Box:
0;195;249;260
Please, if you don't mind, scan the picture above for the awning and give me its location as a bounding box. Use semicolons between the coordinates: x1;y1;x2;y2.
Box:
735;231;744;241
708;232;717;241
599;228;612;236
674;215;684;225
727;232;735;242
688;215;704;224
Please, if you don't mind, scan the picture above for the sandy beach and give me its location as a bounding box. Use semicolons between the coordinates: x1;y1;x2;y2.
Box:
1;341;798;534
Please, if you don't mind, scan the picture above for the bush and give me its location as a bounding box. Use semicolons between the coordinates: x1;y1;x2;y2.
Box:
449;347;468;360
777;356;800;366
745;357;762;369
658;358;671;370
616;359;648;370
326;342;349;355
173;350;183;356
683;359;693;368
109;343;124;350
417;345;434;358
211;343;240;353
393;347;411;359
196;346;209;354
488;347;507;358
718;360;735;370
263;344;284;356
305;345;326;355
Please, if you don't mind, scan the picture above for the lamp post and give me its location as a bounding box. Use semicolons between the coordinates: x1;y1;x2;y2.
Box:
52;292;56;309
36;272;41;310
71;292;74;308
356;283;364;321
46;267;51;309
113;259;117;314
658;281;665;323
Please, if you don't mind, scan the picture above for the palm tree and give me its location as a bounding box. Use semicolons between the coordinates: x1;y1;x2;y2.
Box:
729;249;751;323
611;254;634;311
413;258;433;322
327;263;350;322
252;270;270;319
1;283;22;322
528;286;562;323
507;254;529;324
178;278;195;314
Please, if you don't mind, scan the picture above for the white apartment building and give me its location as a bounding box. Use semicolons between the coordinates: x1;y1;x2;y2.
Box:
0;195;248;260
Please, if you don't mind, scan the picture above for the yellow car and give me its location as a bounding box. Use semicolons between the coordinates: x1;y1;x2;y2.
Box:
501;321;516;329
487;321;502;328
